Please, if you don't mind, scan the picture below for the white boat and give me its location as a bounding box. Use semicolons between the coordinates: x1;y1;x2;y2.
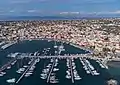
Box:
50;80;59;83
40;73;47;76
86;70;90;74
6;78;15;83
24;74;30;77
16;70;22;74
16;68;25;74
75;76;82;80
40;73;47;79
0;74;4;76
41;76;47;79
20;68;25;71
28;70;33;73
73;66;76;69
50;59;54;62
42;69;49;73
7;66;11;69
11;60;17;65
46;65;51;68
93;70;100;76
26;72;32;75
23;65;28;68
66;75;71;79
53;68;59;72
1;72;6;75
54;45;58;48
55;59;58;62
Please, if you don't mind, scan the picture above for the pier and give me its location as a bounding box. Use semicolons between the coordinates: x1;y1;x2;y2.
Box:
0;58;17;72
1;42;16;50
16;58;37;83
16;52;39;84
69;58;74;83
46;58;56;83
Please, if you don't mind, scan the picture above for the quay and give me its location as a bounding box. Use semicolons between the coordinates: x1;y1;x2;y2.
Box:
82;58;95;75
8;52;120;64
15;58;38;83
1;42;16;50
16;53;91;59
0;41;5;46
46;58;56;83
0;58;18;72
69;58;74;83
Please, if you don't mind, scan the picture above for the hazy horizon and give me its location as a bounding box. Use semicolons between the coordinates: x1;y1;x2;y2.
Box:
0;0;120;16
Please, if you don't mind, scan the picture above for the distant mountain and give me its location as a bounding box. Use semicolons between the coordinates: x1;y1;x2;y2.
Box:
0;14;120;21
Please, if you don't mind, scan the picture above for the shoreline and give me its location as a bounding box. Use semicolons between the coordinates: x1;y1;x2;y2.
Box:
107;61;120;68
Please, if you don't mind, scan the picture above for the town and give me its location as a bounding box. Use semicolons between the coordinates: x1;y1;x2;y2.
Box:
0;18;120;58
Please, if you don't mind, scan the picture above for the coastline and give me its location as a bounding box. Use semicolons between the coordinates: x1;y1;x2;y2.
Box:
107;61;120;68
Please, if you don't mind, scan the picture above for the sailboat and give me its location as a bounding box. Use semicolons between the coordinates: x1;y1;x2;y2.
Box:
6;78;15;83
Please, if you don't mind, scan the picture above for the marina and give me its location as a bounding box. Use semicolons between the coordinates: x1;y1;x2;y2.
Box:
0;40;116;85
0;42;16;50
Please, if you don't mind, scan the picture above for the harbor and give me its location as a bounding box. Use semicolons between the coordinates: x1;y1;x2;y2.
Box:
0;40;114;85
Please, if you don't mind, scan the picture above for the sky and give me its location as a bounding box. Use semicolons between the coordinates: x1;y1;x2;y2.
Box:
0;0;120;16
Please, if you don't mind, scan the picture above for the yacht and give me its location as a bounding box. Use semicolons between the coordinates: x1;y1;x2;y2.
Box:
7;66;11;69
86;70;90;74
6;78;15;83
50;59;54;62
26;72;33;75
23;65;28;68
24;74;30;77
16;70;22;74
73;66;76;69
16;68;25;74
19;68;25;71
54;63;58;67
55;59;58;62
41;76;47;79
50;80;59;84
0;72;6;75
43;68;49;73
40;73;47;79
53;68;59;72
40;73;47;76
93;70;100;76
11;60;17;65
54;45;58;48
46;64;51;68
66;75;71;79
74;76;82;80
0;74;4;76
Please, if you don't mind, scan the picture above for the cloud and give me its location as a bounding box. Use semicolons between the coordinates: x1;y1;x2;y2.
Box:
9;10;15;13
60;12;80;15
27;10;36;12
0;11;4;12
59;10;120;15
10;0;49;4
80;0;116;3
95;11;120;14
27;10;42;13
10;0;32;4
